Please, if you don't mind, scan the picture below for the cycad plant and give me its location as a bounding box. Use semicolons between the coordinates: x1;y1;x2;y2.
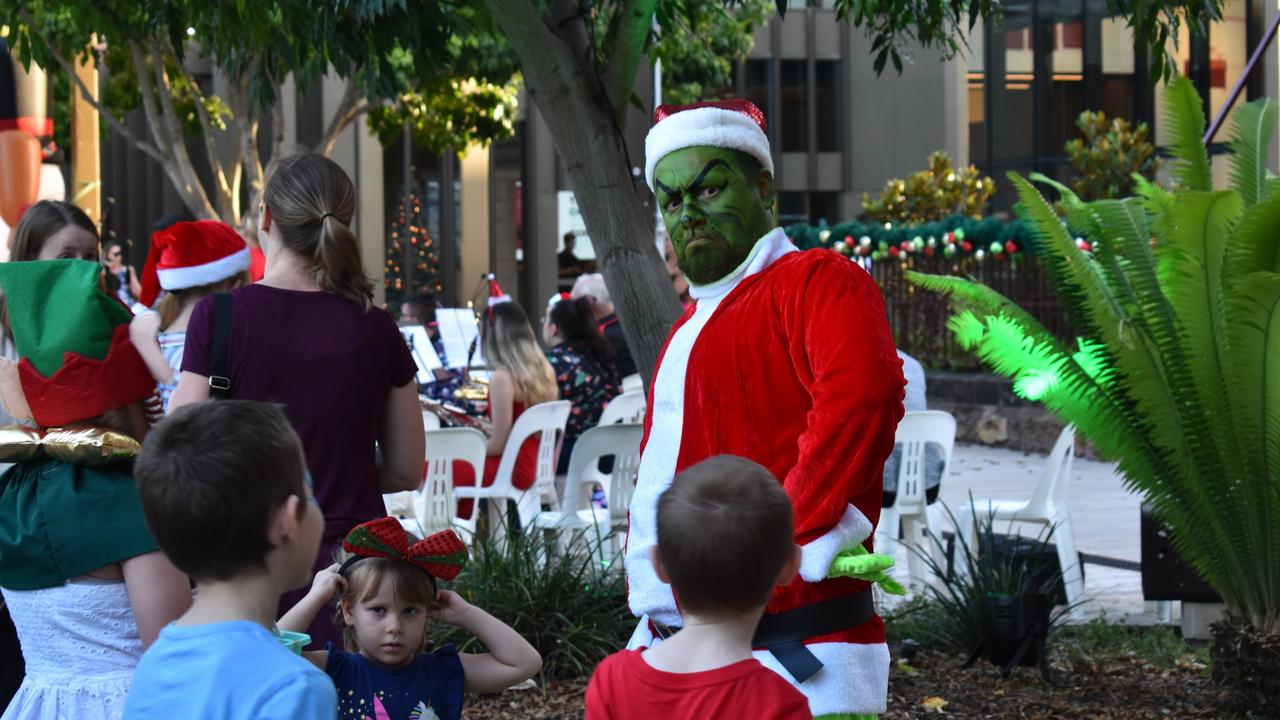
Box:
907;77;1280;647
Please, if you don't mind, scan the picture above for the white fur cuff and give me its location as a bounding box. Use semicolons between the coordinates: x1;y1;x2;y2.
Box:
799;504;874;582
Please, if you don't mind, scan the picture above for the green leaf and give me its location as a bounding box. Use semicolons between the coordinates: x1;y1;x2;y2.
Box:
1163;76;1213;191
1227;98;1279;208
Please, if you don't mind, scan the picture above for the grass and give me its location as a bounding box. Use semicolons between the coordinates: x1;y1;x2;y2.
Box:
1055;615;1211;672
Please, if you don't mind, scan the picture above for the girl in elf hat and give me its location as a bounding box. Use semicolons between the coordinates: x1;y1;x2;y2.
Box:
278;517;541;720
0;259;192;720
129;220;250;412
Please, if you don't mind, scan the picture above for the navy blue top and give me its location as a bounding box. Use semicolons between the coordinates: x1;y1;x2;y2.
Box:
326;644;465;720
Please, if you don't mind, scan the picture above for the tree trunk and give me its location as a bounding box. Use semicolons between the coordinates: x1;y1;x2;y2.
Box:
485;0;682;385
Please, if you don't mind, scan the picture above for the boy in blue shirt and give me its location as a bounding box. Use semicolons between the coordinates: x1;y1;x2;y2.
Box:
125;401;337;719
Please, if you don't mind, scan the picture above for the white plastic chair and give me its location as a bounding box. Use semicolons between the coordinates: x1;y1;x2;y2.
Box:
620;373;643;394
958;424;1084;619
417;427;486;539
597;389;646;426
530;423;643;564
876;410;956;587
422;410;442;431
386;410;448;531
453;400;570;539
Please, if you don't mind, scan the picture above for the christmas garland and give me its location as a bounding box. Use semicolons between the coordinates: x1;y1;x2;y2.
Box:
784;214;1070;262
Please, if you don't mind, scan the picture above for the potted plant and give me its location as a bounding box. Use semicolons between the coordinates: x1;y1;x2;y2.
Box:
908;76;1280;709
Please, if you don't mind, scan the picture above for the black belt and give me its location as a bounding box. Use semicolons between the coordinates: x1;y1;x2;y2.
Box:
650;590;875;684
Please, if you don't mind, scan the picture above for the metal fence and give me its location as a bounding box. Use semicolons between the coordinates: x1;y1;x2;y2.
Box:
869;253;1073;370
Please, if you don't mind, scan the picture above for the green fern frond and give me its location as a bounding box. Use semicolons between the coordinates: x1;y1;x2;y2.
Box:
948;310;987;348
1134;174;1176;239
1224;191;1280;282
1163;76;1213;191
1228;98;1279;207
906;271;1064;344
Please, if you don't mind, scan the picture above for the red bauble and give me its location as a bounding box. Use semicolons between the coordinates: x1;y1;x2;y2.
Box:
1004;241;1018;254
924;247;935;257
888;247;901;258
962;241;974;252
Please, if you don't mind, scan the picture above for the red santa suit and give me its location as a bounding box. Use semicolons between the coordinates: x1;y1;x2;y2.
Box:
625;226;905;716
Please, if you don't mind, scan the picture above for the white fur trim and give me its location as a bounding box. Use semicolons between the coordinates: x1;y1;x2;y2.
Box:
799;503;875;582
487;295;512;306
755;642;890;716
628;620;889;716
156;247;250;291
627;228;797;626
645;107;774;191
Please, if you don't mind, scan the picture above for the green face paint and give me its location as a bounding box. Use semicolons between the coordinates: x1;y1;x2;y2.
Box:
654;146;774;285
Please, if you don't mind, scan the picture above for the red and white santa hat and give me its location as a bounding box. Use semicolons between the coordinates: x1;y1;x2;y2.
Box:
139;220;250;307
486;273;511;307
644;99;774;192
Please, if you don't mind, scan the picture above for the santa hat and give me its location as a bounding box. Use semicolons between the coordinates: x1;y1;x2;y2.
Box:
0;260;156;427
487;273;511;307
139;220;250;307
644;99;774;192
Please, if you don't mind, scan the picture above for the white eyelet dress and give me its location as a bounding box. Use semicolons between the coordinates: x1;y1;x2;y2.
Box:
1;580;141;720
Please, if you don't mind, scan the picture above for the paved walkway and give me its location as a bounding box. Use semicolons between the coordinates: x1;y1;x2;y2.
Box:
881;443;1172;624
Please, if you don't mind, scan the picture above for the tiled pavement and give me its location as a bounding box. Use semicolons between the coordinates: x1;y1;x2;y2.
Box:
880;443;1176;625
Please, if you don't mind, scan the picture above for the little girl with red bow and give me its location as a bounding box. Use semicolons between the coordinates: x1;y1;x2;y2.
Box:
279;517;541;720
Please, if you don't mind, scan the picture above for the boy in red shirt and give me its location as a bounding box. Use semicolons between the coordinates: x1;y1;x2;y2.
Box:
586;456;812;719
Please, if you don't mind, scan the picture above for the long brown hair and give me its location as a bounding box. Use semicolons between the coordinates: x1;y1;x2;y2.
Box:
263;154;373;309
155;274;248;331
9;200;99;261
482;303;558;405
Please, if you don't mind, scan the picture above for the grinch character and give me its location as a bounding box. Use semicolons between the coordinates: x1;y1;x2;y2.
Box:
626;100;906;719
0;259;191;720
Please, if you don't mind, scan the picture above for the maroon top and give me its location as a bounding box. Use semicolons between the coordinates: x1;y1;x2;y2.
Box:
183;284;416;540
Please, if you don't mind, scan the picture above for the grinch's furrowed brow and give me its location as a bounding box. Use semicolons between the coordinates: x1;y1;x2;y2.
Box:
653;159;735;198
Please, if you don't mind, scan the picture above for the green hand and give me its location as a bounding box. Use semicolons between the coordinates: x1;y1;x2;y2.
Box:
826;545;906;595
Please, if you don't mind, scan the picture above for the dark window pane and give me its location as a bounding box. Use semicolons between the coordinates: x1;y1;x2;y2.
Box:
809;192;840;225
815;61;840;152
745;59;773;139
969;76;987;168
781;60;808;152
778;191;807;226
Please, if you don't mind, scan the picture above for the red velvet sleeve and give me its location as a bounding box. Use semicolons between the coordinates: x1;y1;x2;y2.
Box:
782;254;905;581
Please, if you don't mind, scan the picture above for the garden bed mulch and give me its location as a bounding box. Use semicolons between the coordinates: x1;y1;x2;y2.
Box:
461;650;1230;719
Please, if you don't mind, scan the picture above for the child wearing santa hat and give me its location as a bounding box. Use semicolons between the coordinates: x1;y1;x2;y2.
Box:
129;220;250;412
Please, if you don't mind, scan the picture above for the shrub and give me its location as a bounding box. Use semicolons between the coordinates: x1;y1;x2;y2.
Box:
899;503;1075;651
430;529;634;682
861;151;996;225
1064;110;1160;201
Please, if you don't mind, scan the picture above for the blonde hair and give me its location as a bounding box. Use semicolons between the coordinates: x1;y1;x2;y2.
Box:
334;548;438;653
263;154;373;309
155;274;248;330
482;303;558;405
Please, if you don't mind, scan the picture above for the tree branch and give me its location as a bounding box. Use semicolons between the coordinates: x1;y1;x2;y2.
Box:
164;39;233;216
601;0;658;131
226;70;261;221
318;72;367;156
133;41;218;220
16;10;167;164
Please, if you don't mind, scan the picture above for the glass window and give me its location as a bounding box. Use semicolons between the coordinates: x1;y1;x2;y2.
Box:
781;60;809;152
809;192;840;225
778;192;807;227
1046;0;1085;155
745;59;773;142
991;0;1035;161
1209;0;1247;128
1098;13;1138;121
815;61;841;152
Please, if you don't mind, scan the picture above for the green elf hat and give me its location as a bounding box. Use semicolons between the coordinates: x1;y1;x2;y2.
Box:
0;259;156;427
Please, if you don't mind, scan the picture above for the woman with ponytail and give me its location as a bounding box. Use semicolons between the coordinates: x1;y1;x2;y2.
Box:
168;154;424;648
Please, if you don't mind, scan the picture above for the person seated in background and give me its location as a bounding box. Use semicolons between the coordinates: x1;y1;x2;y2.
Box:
881;349;944;506
585;456;812;719
542;293;621;474
400;290;466;405
558;232;584;278
570;273;637;379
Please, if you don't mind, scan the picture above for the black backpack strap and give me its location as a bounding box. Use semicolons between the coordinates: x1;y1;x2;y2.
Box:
208;292;233;399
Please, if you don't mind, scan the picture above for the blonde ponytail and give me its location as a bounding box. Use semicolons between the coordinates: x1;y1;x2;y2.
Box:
264;154;374;310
